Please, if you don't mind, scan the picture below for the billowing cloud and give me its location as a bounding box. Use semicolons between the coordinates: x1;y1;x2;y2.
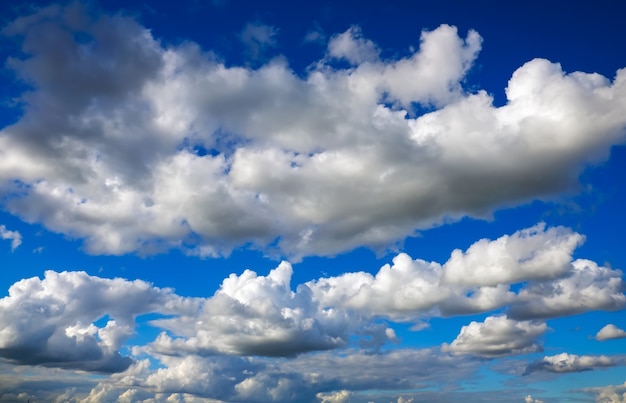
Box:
0;224;21;251
442;223;583;287
0;270;193;372
524;353;617;374
147;261;396;357
584;381;626;403
80;348;477;402
441;316;547;357
0;224;622;370
1;4;625;260
596;324;626;341
508;259;626;320
138;224;622;359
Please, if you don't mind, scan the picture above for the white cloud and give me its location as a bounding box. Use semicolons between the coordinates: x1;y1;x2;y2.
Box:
442;223;583;286
509;259;626;320
65;347;476;402
147;261;395;357
141;224;623;358
584;381;626;403
0;224;621;373
317;389;352;403
525;396;544;403
524;353;616;374
1;5;625;259
441;316;547;358
327;26;379;65
596;324;626;341
0;270;192;372
0;224;22;251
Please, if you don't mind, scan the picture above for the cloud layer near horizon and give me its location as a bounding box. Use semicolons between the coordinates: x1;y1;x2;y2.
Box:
0;224;623;401
0;3;625;259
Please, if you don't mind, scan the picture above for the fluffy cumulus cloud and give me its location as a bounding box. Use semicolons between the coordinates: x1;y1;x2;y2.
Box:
585;382;626;403
0;223;623;382
145;261;395;357
596;324;626;341
442;223;583;286
441;315;547;358
0;224;21;251
1;4;625;259
524;353;617;375
0;270;192;373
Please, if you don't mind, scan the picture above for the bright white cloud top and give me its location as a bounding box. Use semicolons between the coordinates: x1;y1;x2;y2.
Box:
0;1;625;402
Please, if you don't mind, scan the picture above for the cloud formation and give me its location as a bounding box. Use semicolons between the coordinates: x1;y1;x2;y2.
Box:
0;270;193;372
1;4;625;259
0;223;622;376
595;324;626;341
524;353;617;374
441;315;547;358
0;224;21;251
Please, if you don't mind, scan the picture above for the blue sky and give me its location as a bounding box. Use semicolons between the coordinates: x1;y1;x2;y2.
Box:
1;1;626;402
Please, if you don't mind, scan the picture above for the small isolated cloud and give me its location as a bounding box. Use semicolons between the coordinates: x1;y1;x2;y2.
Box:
240;22;277;59
441;316;547;358
327;26;380;65
525;395;544;403
524;353;616;375
596;324;626;341
317;389;352;403
0;225;22;251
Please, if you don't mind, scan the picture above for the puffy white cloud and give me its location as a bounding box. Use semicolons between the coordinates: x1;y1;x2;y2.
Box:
147;261;396;357
0;270;192;372
327;26;379;65
524;353;617;374
1;5;625;259
442;223;583;287
525;396;544;403
0;224;621;372
142;224;622;358
596;324;626;341
61;347;475;402
584;381;626;403
0;224;21;251
317;389;352;403
508;259;626;320
441;316;547;358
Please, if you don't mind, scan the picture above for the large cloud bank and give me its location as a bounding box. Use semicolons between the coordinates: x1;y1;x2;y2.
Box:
1;4;625;259
0;223;624;401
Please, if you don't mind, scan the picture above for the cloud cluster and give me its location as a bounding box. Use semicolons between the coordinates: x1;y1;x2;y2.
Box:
0;270;192;373
0;224;626;402
584;381;626;403
1;4;625;258
0;223;622;382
